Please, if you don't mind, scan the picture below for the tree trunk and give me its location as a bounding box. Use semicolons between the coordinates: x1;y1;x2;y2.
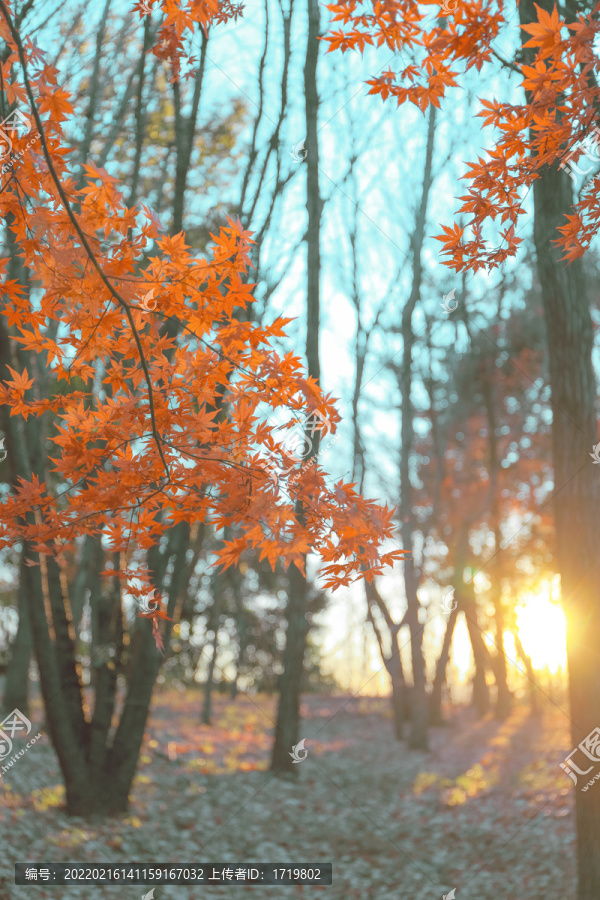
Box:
202;625;220;726
462;581;490;717
270;0;321;774
518;1;600;894
430;605;459;725
2;610;31;716
397;107;437;750
481;338;512;719
2;551;32;715
389;651;406;740
491;575;512;719
365;588;407;740
271;563;309;770
172;31;207;235
513;630;539;717
231;604;247;700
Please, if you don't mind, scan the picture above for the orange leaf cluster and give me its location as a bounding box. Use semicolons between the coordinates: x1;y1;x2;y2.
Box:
324;0;600;265
0;4;404;595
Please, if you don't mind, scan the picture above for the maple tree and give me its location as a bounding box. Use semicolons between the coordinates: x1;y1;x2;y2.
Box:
325;1;600;896
0;0;403;815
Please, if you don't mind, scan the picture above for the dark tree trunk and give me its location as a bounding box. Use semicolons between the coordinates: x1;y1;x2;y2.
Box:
482;349;512;719
270;0;321;775
430;605;459;726
397;107;436;750
172;31;207;235
491;574;512;719
202;625;220;726
365;585;407;740
462;581;490;717
517;0;600;894
513;630;539;717
532;164;600;900
271;563;309;770
389;651;406;740
231;603;247;700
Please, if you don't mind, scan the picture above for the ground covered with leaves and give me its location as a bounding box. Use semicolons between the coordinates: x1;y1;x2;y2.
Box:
1;691;576;899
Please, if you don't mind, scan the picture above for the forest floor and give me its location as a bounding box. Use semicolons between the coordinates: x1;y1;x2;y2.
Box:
0;689;577;900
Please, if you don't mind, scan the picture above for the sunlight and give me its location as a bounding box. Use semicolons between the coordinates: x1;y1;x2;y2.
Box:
516;579;567;674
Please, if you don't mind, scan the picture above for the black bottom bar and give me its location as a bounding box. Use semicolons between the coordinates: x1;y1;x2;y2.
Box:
15;863;333;885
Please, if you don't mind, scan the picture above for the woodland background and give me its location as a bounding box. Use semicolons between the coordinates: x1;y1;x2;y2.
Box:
0;0;598;897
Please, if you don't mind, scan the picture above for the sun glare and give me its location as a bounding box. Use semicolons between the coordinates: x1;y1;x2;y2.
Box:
516;579;567;674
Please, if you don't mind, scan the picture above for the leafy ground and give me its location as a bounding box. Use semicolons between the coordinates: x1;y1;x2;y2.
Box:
0;690;576;899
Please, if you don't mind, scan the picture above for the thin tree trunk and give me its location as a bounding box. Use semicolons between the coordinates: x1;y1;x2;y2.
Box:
430;605;459;726
365;596;405;739
231;593;247;700
365;580;408;738
482;348;512;719
491;565;511;718
271;562;309;769
202;625;220;726
462;581;490;717
398;107;436;750
513;630;539;717
172;30;208;235
270;0;320;774
129;14;153;207
76;0;112;190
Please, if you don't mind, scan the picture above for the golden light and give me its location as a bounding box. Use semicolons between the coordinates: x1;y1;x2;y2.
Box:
516;578;567;674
